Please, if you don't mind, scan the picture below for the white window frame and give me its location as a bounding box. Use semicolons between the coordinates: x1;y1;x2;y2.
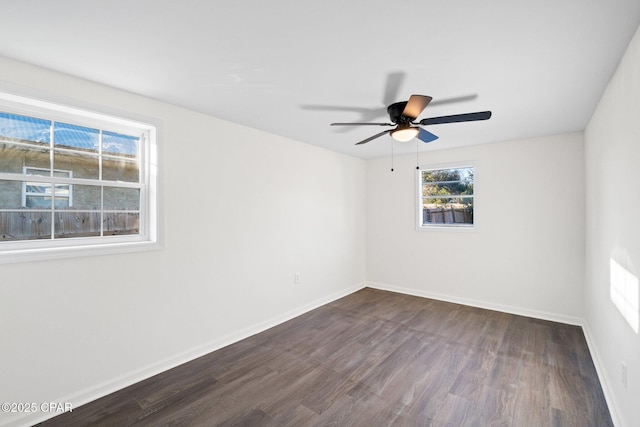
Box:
0;90;160;263
416;161;477;231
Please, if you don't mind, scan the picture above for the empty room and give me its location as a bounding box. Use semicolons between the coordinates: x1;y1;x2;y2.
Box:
1;1;639;426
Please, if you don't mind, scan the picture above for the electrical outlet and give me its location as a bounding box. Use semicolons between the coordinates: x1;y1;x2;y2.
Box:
622;361;628;389
294;272;300;285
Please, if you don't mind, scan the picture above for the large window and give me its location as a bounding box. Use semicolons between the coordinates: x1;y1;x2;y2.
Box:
0;91;158;262
418;165;474;228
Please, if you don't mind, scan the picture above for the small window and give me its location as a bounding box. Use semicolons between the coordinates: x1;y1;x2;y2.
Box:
23;167;72;208
418;165;474;228
0;91;158;262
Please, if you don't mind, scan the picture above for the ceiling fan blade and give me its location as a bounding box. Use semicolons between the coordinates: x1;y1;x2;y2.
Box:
417;128;439;143
382;72;406;106
402;95;433;120
420;111;492;126
331;122;393;126
355;129;392;145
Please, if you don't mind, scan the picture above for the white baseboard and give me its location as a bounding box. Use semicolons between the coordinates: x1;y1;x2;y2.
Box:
581;321;623;427
6;282;366;427
366;281;584;325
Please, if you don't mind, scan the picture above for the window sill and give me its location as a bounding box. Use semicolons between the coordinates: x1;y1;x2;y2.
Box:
417;224;477;232
0;237;162;264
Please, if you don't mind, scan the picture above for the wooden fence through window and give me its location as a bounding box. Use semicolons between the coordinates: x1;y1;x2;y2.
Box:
0;210;139;240
423;207;473;225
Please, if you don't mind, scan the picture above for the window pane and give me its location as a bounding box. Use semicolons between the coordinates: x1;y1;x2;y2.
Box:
54;150;98;180
0;112;50;145
103;212;139;236
55;210;101;239
422;183;471;197
0;142;50;174
54;197;69;208
26;182;52;196
102;131;139;157
103;156;139;182
423;196;474;206
54;122;99;153
25;195;52;208
422;197;473;225
71;184;100;210
422;167;473;183
0;180;22;208
104;187;140;210
25;167;50;178
0;210;51;241
54;182;69;197
25;195;69;209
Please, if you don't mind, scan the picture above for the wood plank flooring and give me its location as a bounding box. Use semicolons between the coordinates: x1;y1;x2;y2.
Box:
37;288;612;426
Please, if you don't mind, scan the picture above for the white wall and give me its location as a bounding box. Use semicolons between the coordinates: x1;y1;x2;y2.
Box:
366;133;585;323
584;25;640;427
0;57;366;427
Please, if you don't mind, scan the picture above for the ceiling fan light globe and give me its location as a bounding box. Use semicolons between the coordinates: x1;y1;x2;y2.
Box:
391;127;419;142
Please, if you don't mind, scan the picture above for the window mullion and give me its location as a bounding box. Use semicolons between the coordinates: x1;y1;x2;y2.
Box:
99;129;103;181
100;186;104;237
49;120;55;239
99;129;103;237
138;132;146;236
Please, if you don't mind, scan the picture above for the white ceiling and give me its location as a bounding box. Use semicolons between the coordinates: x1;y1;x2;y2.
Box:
1;0;639;159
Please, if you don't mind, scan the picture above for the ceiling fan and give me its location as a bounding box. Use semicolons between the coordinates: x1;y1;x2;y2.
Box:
331;95;492;145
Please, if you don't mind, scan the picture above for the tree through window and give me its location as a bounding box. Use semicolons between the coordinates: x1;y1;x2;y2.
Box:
419;166;474;227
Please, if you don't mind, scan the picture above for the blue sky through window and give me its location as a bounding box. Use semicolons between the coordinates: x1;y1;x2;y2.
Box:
0;112;50;143
54;122;100;152
1;112;138;156
103;131;138;156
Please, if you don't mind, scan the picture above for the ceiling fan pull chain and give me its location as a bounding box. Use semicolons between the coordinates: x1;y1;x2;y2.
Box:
391;142;394;172
416;140;420;170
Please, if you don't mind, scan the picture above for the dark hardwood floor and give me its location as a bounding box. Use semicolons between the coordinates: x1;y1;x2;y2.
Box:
38;288;612;426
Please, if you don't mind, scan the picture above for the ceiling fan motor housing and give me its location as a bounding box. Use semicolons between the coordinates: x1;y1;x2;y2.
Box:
387;101;410;124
